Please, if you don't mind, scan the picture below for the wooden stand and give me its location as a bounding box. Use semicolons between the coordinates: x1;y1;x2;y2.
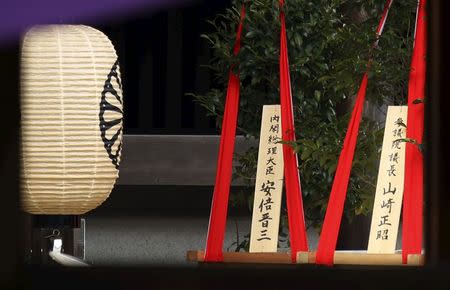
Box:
297;251;424;266
187;250;424;266
187;250;292;264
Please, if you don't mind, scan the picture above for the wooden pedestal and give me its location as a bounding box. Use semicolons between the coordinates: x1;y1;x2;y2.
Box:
187;250;424;266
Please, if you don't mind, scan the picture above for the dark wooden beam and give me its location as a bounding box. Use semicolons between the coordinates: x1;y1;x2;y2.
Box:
426;0;450;266
117;134;257;186
165;9;183;131
0;43;19;288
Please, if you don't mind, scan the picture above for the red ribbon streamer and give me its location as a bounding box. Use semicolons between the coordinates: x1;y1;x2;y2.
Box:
204;6;246;262
205;1;309;262
279;0;309;262
402;0;426;264
315;0;393;266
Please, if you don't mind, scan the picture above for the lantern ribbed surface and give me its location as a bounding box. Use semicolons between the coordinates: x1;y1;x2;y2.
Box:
20;25;123;214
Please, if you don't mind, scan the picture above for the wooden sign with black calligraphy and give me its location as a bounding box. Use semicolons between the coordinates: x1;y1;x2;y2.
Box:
249;105;284;253
368;106;408;254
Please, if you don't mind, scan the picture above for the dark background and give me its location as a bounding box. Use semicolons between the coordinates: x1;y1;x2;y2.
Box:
1;0;450;289
98;0;233;134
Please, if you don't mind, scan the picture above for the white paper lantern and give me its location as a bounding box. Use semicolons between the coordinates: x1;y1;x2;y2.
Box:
20;25;123;214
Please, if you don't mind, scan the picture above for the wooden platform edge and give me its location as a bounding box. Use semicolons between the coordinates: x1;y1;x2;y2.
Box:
187;250;424;266
186;250;293;264
297;251;425;266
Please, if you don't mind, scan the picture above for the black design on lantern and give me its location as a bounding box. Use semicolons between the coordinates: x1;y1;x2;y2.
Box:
99;60;123;169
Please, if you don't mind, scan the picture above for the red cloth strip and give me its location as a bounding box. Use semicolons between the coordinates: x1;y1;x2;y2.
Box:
279;0;309;262
204;6;246;262
315;0;393;266
315;73;368;266
376;0;394;36
402;0;426;264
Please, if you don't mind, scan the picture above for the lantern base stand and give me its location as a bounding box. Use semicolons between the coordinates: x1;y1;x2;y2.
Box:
187;250;424;266
29;215;85;265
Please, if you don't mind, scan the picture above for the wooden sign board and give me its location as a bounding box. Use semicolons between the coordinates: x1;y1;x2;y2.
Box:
249;105;284;253
368;106;408;254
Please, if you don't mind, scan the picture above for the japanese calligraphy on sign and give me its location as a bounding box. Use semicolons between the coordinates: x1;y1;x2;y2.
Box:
368;106;408;254
250;105;284;253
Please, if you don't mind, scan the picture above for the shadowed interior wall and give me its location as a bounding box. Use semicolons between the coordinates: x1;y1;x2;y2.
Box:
98;0;232;135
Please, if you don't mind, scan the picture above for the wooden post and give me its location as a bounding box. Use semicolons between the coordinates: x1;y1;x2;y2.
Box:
249;105;284;252
368;106;408;253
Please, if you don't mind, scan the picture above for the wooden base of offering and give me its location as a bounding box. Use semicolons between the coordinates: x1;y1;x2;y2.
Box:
187;250;292;264
187;250;424;266
297;251;424;266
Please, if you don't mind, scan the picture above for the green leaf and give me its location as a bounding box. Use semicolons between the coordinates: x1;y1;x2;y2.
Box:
314;90;321;103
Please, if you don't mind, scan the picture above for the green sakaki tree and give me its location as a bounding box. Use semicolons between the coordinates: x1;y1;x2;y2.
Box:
190;0;417;250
